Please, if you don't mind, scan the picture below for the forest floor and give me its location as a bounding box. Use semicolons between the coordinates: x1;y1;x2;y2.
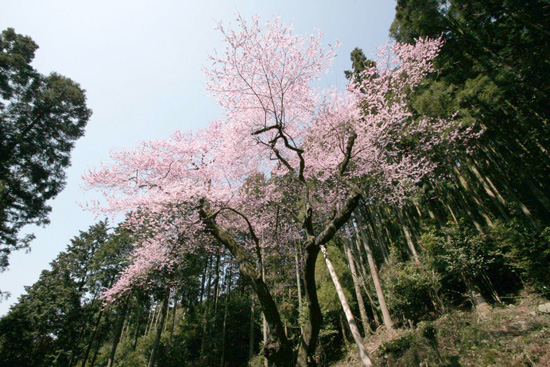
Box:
333;291;550;367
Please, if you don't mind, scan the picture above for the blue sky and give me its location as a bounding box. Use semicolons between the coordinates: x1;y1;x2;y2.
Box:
0;0;396;315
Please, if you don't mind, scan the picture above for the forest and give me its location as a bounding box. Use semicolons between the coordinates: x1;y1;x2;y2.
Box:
1;1;549;366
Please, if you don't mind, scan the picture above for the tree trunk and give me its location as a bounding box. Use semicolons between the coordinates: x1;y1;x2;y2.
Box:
200;212;294;367
200;256;214;358
249;297;255;361
296;241;323;367
169;291;179;344
319;244;373;367
80;308;104;367
397;208;419;263
199;254;212;304
294;244;304;334
220;266;233;367
200;192;361;367
363;206;389;264
350;229;381;328
339;313;349;347
463;274;492;319
354;217;393;331
262;249;274;367
106;297;129;367
343;235;372;335
148;288;170;367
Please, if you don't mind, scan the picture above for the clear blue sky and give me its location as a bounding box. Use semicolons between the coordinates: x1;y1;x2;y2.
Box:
0;0;397;315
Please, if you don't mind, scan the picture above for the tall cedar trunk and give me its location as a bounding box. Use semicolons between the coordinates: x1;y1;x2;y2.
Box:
351;230;381;327
354;217;393;331
397;208;419;263
320;244;373;367
80;308;104;367
144;304;153;336
199;254;212;304
169;292;179;344
444;201;460;225
451;169;489;232
213;251;222;316
454;165;495;227
106;297;130;367
343;235;372;335
478;144;540;229
148;288;170;367
220;266;233;367
133;310;144;350
148;304;160;336
363;206;389;264
339;313;349;347
467;159;510;220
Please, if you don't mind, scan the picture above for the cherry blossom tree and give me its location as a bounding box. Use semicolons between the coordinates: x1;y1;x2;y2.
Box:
84;14;465;367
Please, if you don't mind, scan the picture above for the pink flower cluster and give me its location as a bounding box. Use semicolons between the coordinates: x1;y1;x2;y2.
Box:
83;15;466;300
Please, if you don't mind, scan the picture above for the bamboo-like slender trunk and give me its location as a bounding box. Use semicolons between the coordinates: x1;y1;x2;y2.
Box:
364;206;389;264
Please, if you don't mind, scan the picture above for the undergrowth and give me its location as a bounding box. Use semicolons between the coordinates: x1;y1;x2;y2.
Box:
332;291;550;367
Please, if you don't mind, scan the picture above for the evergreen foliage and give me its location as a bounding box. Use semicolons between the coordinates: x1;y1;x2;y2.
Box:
0;28;91;270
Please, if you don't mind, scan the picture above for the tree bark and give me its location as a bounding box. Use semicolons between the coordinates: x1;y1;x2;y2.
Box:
343;235;372;335
220;266;233;367
200;257;214;358
200;213;294;367
249;297;256;361
354;216;393;331
397;208;419;263
320;244;373;367
148;288;170;367
294;244;304;334
80;308;104;367
200;192;361;367
463;274;492;319
106;297;129;367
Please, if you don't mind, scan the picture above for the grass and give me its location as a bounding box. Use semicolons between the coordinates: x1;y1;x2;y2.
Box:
331;291;550;367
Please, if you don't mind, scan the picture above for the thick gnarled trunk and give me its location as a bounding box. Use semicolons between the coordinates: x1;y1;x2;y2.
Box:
199;192;361;367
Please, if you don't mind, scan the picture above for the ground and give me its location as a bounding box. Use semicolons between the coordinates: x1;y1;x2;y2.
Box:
331;290;550;367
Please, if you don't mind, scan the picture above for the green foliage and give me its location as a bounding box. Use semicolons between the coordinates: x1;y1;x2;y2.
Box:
485;220;550;296
0;220;133;367
380;256;442;324
376;294;550;366
0;28;91;269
